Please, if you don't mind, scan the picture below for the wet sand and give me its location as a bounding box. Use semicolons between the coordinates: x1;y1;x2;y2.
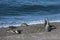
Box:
0;22;60;40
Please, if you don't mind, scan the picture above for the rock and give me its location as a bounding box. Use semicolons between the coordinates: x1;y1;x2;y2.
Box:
21;23;28;26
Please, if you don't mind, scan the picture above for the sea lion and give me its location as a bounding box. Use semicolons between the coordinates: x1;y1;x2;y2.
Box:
7;30;22;34
21;23;28;26
15;30;22;34
7;30;15;33
44;19;51;32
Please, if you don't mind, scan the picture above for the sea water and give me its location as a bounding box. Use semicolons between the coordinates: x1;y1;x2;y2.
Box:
0;0;60;27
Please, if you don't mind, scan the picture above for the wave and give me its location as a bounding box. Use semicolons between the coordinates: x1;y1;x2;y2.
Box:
14;5;60;12
0;4;60;16
0;20;60;28
0;0;60;6
0;4;60;12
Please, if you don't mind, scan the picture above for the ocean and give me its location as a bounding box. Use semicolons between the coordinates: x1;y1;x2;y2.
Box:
0;0;60;27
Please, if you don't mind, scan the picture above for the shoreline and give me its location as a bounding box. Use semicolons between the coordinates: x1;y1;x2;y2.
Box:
0;21;60;28
0;22;60;37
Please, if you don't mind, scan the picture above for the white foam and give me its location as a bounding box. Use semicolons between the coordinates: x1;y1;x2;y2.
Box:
27;20;44;25
27;20;60;25
0;20;60;28
50;20;60;23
